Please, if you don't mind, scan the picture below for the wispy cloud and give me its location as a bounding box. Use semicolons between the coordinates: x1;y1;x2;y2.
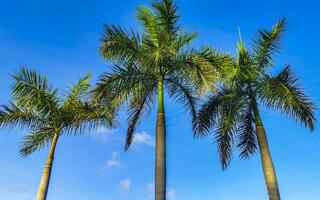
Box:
147;183;154;200
133;132;155;147
91;126;117;142
119;178;131;192
107;151;121;168
168;188;176;200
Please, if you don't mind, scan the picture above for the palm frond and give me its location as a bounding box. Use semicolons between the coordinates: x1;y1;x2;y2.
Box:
236;103;258;159
165;75;197;132
136;5;159;44
259;65;316;130
19;127;54;157
253;18;287;70
151;0;179;36
94;63;157;109
125;84;156;150
173;48;218;95
11;67;58;116
62;101;117;136
195;90;224;136
172;31;198;51
63;72;92;108
100;25;141;63
215;105;238;169
0;102;43;129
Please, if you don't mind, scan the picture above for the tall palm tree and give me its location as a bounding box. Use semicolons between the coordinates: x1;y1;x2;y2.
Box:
0;68;116;200
196;18;316;200
94;0;230;199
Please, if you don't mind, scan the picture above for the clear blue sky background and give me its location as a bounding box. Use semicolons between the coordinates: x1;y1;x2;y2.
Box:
0;0;320;200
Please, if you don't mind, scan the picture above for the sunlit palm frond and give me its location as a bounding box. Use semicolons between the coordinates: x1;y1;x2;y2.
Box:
0;102;43;129
259;65;316;130
62;102;117;136
100;25;141;63
63;72;92;108
151;0;179;36
173;48;218;95
172;31;198;51
253;18;287;70
11;67;59;116
94;64;157;109
136;5;159;44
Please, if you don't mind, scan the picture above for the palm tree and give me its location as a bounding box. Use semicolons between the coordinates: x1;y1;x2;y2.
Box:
94;0;230;199
196;18;316;200
0;68;116;200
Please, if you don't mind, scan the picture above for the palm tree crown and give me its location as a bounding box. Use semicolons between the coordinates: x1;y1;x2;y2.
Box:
196;18;316;168
0;68;115;156
95;0;229;148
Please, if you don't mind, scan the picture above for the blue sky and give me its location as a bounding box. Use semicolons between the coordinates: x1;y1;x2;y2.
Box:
0;0;320;200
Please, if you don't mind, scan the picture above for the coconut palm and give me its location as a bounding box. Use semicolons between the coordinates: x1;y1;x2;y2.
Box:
196;18;316;200
0;68;116;200
94;0;230;199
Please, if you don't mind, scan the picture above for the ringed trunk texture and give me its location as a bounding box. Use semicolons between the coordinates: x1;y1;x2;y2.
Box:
253;105;281;200
36;132;59;200
155;77;166;200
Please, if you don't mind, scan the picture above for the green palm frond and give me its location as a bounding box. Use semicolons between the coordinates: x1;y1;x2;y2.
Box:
195;89;226;136
151;0;179;36
173;48;218;95
236;104;257;159
215;109;237;170
0;102;43;129
165;76;197;132
19;127;54;157
63;102;117;136
136;5;159;43
259;65;316;130
172;31;198;50
63;72;92;108
100;25;141;63
11;67;59;116
95;64;157;108
125;84;156;150
215;89;243;169
253;18;287;70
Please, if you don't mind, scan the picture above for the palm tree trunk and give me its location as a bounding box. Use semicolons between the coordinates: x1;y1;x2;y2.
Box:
253;103;281;200
36;132;59;200
155;77;166;200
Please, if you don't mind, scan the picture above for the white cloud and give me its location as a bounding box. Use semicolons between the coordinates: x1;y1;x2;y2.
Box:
147;183;154;200
133;132;155;147
92;126;117;142
167;188;176;200
119;178;131;192
107;151;121;168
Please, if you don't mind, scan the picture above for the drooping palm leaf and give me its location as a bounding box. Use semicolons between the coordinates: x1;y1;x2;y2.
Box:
259;65;316;130
19;127;55;157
